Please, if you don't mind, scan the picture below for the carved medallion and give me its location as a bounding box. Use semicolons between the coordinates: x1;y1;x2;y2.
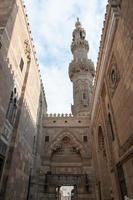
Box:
107;55;120;97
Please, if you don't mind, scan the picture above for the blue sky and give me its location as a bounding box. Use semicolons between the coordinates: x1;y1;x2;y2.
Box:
25;0;108;113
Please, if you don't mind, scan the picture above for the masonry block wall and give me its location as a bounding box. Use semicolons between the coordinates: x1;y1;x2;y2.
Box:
0;0;47;199
91;0;133;199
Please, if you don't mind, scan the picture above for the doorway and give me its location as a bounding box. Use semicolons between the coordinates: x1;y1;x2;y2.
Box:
56;186;74;200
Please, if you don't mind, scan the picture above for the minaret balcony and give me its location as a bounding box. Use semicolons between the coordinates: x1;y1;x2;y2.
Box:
71;40;89;54
69;59;95;80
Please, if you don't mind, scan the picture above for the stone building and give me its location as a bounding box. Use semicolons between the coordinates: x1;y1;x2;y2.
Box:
91;0;133;200
0;0;133;200
0;0;47;199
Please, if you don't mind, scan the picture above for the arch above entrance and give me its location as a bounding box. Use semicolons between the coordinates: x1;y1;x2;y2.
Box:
46;131;91;159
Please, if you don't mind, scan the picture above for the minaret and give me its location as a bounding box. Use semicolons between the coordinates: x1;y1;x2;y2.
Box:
69;18;95;116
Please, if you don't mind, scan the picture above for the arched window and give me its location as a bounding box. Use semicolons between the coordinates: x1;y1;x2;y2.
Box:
108;113;115;141
111;68;116;84
83;92;86;100
98;126;105;151
6;88;18;125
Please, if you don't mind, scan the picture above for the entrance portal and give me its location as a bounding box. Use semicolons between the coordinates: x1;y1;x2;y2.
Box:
37;132;94;200
43;173;90;200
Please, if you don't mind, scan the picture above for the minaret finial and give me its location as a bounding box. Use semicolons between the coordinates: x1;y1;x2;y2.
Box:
75;17;81;28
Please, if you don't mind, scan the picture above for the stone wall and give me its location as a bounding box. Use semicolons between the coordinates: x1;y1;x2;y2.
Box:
42;116;92;169
0;0;47;199
91;0;133;199
29;115;96;200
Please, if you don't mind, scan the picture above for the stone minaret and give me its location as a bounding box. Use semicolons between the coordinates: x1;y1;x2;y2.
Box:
69;18;95;116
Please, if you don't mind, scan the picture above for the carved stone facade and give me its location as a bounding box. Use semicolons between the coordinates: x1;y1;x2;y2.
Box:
91;0;133;200
0;0;133;200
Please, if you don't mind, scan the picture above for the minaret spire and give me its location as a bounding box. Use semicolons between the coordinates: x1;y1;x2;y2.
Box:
69;20;95;116
75;17;81;28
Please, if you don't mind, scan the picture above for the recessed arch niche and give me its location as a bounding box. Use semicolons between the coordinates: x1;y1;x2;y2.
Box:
47;131;88;174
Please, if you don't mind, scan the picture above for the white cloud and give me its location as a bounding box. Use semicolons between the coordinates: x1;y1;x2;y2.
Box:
24;0;107;113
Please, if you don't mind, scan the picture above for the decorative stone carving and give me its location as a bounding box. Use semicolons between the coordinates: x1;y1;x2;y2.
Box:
109;0;121;18
107;55;120;97
24;39;31;62
69;19;95;115
46;131;91;159
109;0;121;7
69;59;95;80
71;40;89;54
46;174;87;186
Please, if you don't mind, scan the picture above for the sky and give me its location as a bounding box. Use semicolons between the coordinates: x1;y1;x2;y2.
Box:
24;0;108;114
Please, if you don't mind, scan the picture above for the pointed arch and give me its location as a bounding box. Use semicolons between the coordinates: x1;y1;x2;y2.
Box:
46;130;91;158
98;126;105;151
